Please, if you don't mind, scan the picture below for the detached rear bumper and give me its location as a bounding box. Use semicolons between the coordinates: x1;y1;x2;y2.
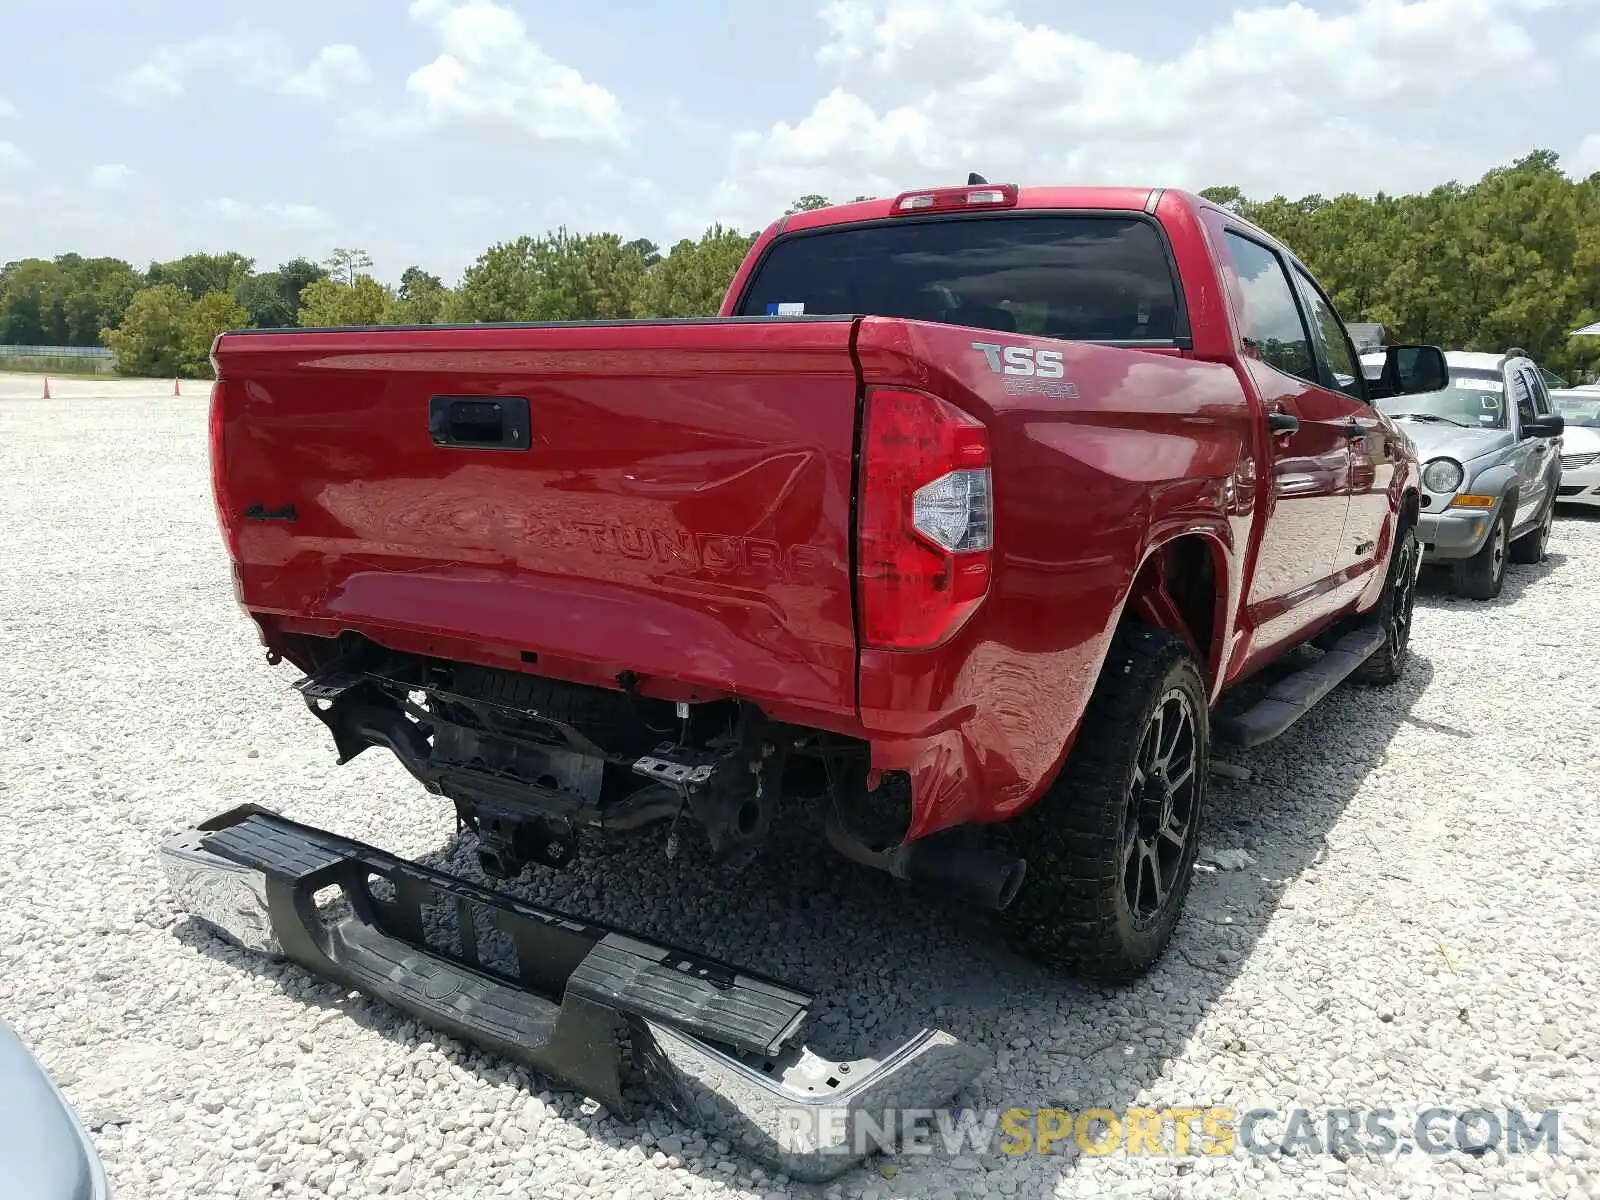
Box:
158;806;989;1182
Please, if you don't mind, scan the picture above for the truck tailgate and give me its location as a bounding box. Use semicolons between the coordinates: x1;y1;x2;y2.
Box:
211;319;862;718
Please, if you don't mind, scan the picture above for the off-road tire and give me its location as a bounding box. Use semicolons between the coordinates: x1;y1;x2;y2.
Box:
1452;505;1511;600
1508;494;1553;565
1351;516;1420;687
999;624;1208;983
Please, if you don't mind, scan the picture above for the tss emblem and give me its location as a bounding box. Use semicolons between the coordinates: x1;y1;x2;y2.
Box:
972;340;1065;378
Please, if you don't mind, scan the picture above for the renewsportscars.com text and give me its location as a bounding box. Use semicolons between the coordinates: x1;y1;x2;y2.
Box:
776;1105;1562;1159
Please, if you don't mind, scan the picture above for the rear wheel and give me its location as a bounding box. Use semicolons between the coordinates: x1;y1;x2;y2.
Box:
999;625;1207;983
1509;495;1553;565
1452;506;1510;600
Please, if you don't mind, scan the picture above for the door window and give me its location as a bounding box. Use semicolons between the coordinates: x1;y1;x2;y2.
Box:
1524;366;1552;415
1508;365;1537;428
1220;231;1315;384
1291;266;1366;401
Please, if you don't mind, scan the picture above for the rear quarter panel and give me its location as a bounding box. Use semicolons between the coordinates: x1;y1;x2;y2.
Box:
852;317;1255;837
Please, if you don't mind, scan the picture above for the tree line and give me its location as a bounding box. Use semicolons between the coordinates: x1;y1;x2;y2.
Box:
1;153;1594;380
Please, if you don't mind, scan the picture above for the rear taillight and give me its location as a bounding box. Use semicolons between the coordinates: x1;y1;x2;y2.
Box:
208;379;237;556
858;388;993;651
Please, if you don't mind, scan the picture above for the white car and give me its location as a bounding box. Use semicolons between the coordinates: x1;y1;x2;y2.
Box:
1552;388;1600;508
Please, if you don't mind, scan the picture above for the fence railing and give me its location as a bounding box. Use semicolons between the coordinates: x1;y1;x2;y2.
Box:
2;345;115;359
0;345;119;374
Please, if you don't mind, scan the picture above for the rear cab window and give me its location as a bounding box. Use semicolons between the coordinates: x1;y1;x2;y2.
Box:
734;214;1185;344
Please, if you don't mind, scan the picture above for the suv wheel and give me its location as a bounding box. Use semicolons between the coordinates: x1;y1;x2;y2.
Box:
1509;496;1553;565
1452;506;1510;600
999;624;1207;983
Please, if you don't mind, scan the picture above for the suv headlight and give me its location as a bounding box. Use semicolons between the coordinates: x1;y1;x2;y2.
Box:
1422;458;1464;494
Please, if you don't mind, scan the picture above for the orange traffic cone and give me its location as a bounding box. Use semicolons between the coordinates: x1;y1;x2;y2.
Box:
41;377;50;399
173;376;181;397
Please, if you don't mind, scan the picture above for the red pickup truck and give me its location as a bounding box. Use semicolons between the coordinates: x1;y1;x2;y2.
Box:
163;182;1451;1175
189;182;1449;984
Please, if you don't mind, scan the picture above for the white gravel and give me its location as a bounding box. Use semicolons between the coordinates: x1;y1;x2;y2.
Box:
2;383;1597;1200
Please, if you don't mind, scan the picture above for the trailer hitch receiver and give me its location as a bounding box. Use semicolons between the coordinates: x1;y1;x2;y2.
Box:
158;805;990;1181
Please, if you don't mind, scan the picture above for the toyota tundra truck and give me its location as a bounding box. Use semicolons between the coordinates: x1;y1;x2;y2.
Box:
162;182;1445;1177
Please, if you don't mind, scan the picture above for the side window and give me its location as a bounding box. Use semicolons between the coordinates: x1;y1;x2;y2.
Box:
1220;231;1316;384
1525;367;1551;415
1508;365;1536;428
1291;265;1365;401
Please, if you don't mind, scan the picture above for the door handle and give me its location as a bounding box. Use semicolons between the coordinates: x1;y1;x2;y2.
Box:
429;395;531;450
1269;411;1300;435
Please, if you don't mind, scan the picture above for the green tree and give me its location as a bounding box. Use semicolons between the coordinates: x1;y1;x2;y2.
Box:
624;238;662;269
637;225;758;317
325;247;375;287
59;256;142;345
298;275;392;327
784;194;831;214
181;290;250;376
235;257;329;328
444;230;650;322
1198;186;1246;214
235;273;294;328
382;266;448;325
0;258;66;344
147;252;254;301
101;284;191;376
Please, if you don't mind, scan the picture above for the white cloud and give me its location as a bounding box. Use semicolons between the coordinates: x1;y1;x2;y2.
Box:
204;198;333;230
0;141;33;172
89;163;134;190
345;0;625;145
708;0;1565;226
111;31;370;106
0;97;16;119
282;45;371;101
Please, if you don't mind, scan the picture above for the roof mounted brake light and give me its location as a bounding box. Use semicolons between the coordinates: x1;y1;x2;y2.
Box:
891;184;1019;215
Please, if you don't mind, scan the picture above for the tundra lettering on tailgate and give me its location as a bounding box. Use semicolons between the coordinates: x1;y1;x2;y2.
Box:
972;341;1081;399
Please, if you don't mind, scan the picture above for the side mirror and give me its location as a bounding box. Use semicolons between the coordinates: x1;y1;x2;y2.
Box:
1376;344;1449;398
1523;412;1564;439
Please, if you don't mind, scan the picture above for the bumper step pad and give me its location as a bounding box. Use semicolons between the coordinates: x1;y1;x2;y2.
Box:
159;806;989;1182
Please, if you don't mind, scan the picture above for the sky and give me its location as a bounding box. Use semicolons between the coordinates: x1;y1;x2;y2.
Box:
1;0;1598;285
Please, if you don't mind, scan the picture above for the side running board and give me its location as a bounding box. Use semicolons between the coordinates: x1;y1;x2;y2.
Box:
158;805;989;1182
1214;623;1386;747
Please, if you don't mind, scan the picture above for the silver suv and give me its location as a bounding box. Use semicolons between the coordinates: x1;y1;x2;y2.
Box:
1360;348;1565;599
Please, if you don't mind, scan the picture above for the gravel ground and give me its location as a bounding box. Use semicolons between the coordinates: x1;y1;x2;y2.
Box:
2;385;1597;1200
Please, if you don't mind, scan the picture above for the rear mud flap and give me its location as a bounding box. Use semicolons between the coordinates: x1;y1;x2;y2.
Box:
158;806;990;1182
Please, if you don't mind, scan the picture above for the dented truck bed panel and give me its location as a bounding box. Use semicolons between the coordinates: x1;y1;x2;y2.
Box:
159;806;990;1182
